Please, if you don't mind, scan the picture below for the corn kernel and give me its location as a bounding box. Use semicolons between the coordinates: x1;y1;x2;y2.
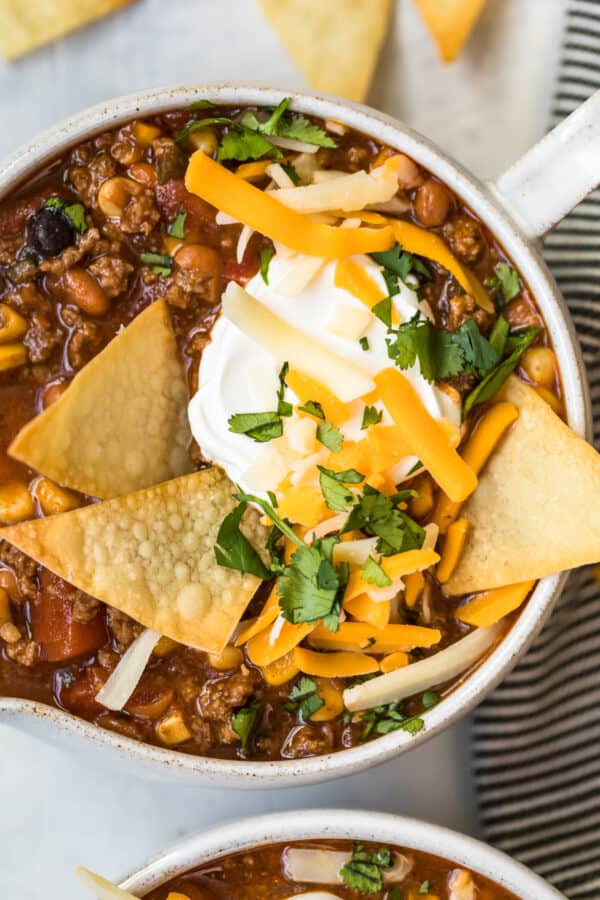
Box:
153;636;178;657
0;482;35;525
187;126;218;156
132;121;162;147
0;587;13;628
35;478;82;516
535;385;562;415
410;475;434;519
155;710;192;746
207;645;243;671
0;343;27;372
0;304;27;343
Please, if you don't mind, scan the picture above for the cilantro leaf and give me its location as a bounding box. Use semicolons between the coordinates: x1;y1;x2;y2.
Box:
340;843;393;894
386;314;493;382
316;421;343;452
217;127;281;163
281;162;300;185
278;540;342;627
259;245;275;284
372;296;392;329
486;262;521;307
140;252;173;277
228;411;283;442
452;319;500;374
371;242;431;294
231;702;261;755
241;98;337;148
463;327;540;417
422;690;440;709
277;362;293;417
361;556;391;588
319;467;364;484
298;400;325;420
359;336;370;351
167;206;187;239
344;486;425;556
214;502;270;579
360;701;424;740
318;466;356;512
361;405;383;430
285;676;324;722
488;313;509;357
187;99;216;111
419;880;431;894
175;115;232;144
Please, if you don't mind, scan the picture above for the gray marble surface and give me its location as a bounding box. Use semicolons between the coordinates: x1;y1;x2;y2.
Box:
0;1;566;897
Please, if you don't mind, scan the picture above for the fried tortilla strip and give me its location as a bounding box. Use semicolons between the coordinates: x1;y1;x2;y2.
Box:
413;0;487;63
0;469;269;654
258;0;393;102
0;0;136;61
447;377;600;594
9;301;192;500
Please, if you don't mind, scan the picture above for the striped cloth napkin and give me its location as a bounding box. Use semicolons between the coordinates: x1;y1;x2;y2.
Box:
473;2;600;898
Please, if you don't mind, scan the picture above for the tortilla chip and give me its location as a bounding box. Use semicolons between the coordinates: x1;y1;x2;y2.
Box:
413;0;487;63
447;377;600;594
0;468;269;654
9;301;193;500
259;0;393;102
0;0;135;61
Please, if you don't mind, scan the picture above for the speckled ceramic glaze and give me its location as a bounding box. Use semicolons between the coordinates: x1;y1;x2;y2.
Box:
0;84;597;787
117;809;566;898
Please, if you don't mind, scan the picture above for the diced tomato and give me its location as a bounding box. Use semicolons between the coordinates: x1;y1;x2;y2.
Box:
58;665;107;718
125;673;174;720
31;570;108;663
155;179;216;231
222;247;261;284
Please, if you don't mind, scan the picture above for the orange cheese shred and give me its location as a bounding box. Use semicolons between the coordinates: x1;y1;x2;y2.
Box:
277;485;326;528
185;151;395;258
390;220;493;312
457;581;535;627
309;621;441;653
235;159;274;181
380;651;410;673
434;401;519;532
437;517;470;584
293;646;379;678
344;592;391;629
334;258;386;308
404;570;425;608
235;584;280;646
260;650;300;686
286;368;349;426
246;619;315;669
344;547;440;603
374;368;478;503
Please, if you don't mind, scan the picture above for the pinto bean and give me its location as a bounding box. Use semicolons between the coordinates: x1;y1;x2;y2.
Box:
59;268;110;316
414;178;452;227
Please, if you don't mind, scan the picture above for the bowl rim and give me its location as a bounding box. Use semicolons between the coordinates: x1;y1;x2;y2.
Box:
0;83;590;786
117;808;565;898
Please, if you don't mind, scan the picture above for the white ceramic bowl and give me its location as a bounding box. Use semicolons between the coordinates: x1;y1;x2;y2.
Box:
0;83;597;787
117;809;565;898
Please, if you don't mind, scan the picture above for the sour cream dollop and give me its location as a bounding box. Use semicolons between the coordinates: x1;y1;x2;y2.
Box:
188;253;458;495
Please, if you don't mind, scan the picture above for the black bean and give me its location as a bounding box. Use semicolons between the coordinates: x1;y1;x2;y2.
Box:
27;208;74;257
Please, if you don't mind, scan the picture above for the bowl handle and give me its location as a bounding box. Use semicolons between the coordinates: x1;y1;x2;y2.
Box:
488;89;600;239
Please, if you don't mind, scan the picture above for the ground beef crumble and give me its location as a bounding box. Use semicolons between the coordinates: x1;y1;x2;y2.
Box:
106;607;143;650
87;254;134;299
0;541;37;601
443;213;484;264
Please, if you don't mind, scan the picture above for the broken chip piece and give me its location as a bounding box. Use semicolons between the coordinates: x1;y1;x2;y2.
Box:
9;300;193;500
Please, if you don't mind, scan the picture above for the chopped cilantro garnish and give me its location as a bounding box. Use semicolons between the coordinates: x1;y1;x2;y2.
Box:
344;485;424;556
175;115;232;144
419;880;431;894
318;465;362;512
259;245;275;284
488;313;509;357
231;702;261;755
167;206;187;239
139;252;173;276
228;411;283;442
218;127;281;163
422;690;440;709
372;296;392;329
187;99;216;111
361;556;391;588
340;843;393;894
214;502;270;579
359;336;370;351
285;676;324;722
361;405;383;430
281;162;300;185
44;196;88;234
463;326;540;417
371;242;431;293
316;421;343;452
240;97;337;148
360;701;425;740
486;261;521;307
298;400;325;420
277;361;293;417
